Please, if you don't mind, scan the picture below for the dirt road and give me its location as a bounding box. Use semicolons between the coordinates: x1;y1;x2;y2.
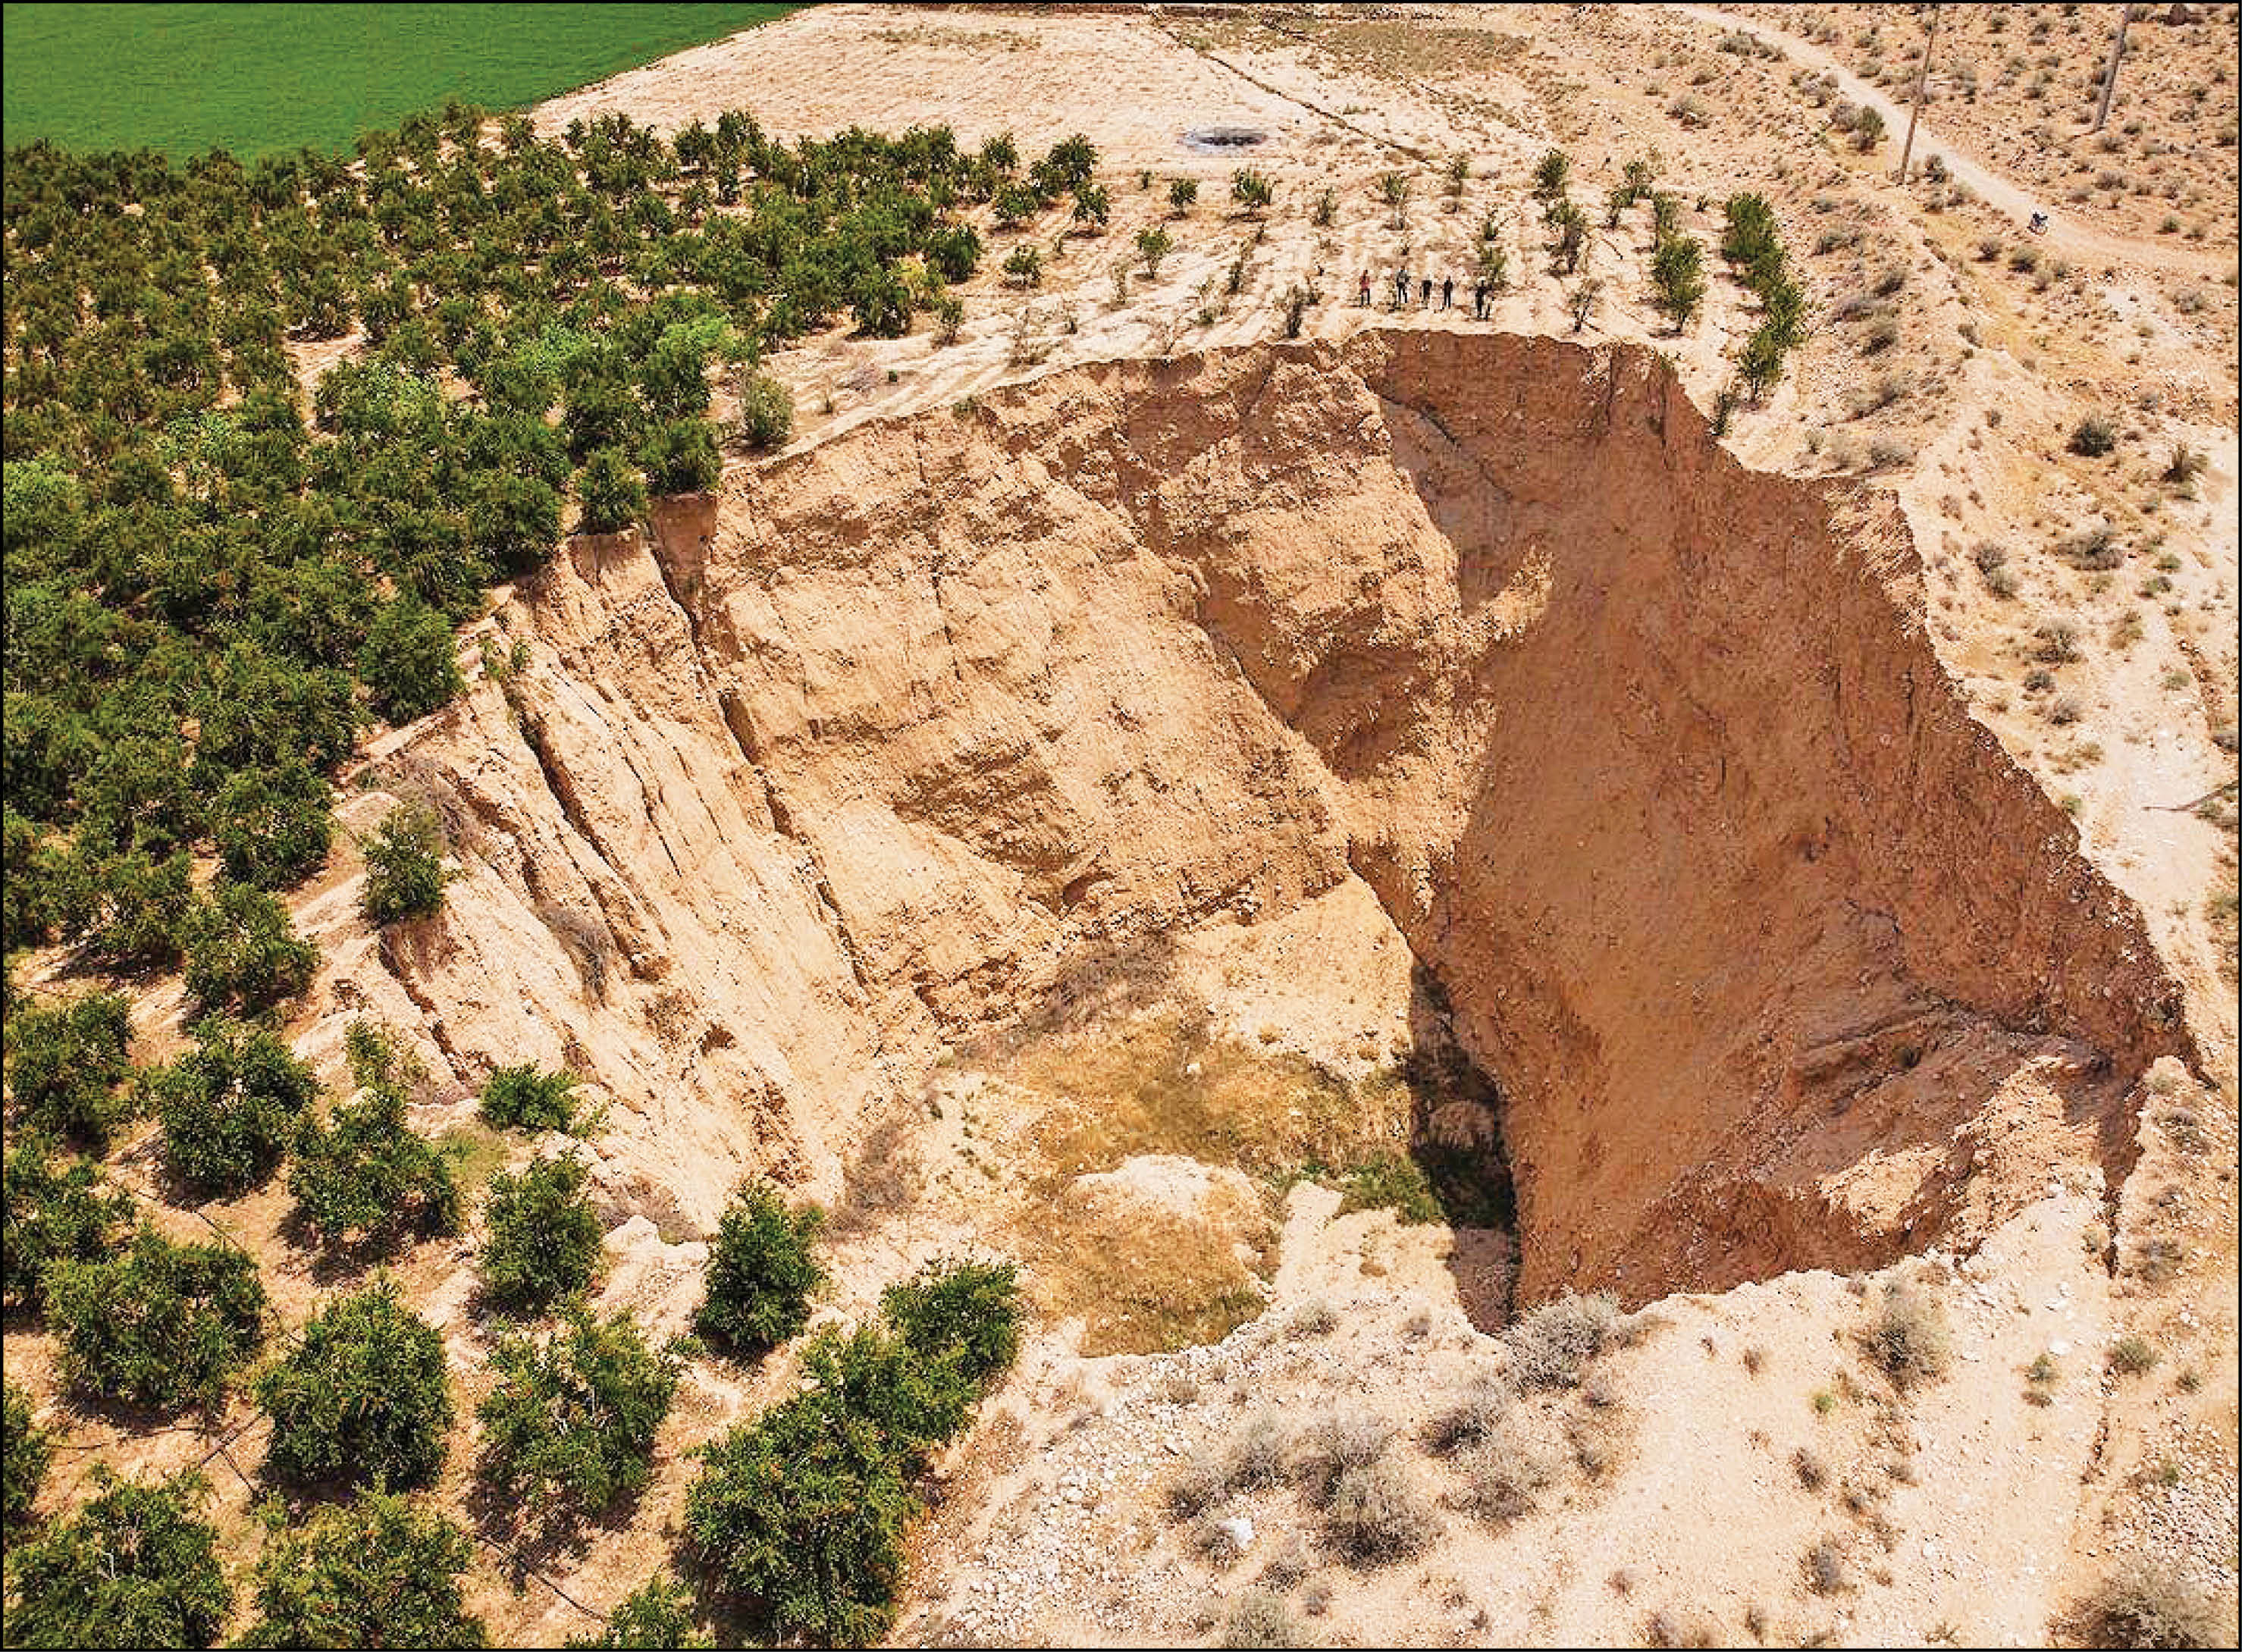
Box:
1675;3;2237;279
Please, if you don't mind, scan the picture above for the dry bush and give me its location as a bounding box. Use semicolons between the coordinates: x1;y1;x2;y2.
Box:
1804;1535;1849;1595
1323;1458;1437;1564
1299;1413;1393;1503
1220;1588;1305;1647
1793;1447;1830;1490
1870;1281;1952;1387
2076;1564;2233;1648
1646;1607;1724;1647
825;1106;925;1240
1504;1291;1621;1390
1455;1412;1561;1525
1422;1374;1513;1456
1228;1410;1293;1492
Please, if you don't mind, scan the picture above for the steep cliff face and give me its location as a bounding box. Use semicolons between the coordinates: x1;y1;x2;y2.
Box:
332;331;2190;1298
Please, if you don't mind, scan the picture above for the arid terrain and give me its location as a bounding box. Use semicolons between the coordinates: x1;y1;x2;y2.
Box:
9;5;2237;1647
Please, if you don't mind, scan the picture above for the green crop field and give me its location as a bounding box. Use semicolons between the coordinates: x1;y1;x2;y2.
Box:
2;2;798;160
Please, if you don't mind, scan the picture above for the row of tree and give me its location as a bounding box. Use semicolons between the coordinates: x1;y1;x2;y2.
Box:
5;109;1098;970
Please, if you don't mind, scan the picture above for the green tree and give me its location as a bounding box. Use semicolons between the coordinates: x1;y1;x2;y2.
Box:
8;1469;231;1648
575;447;648;534
182;880;318;1014
639;417;723;495
564;1576;713;1650
359;596;464;726
209;760;333;889
880;1258;1022;1393
45;1228;266;1409
1135;225;1174;276
256;1276;453;1490
1651;233;1707;330
2;1134;134;1309
1532;148;1571;204
5;992;133;1147
238;1490;488;1648
360;801;447;926
478;1063;585;1133
478;1155;603;1312
695;1180;826;1359
735;370;794;450
5;1380;49;1527
477;1306;679;1510
287;1081;460;1246
151;1016;318;1199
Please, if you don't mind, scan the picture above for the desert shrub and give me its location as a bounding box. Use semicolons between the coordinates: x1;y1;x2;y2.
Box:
257;1275;452;1489
695;1180;826;1359
1231;168;1274;214
152;1016;319;1198
1869;1280;1951;1387
880;1257;1021;1391
1324;1457;1436;1564
478;1154;603;1312
2068;415;2118;456
8;1469;230;1648
735;369;794;449
5;992;133;1147
478;1305;679;1511
1793;1446;1830;1489
2162;443;2206;484
359;801;447;926
237;1490;487;1649
1299;1412;1394;1503
210;760;333;889
478;1063;586;1133
1002;243;1045;287
565;1576;713;1650
2078;1563;2233;1649
1422;1374;1513;1455
1805;1535;1848;1594
5;1380;49;1527
1134;226;1174;276
2;1134;134;1308
1505;1290;1620;1389
1220;1588;1304;1648
45;1229;265;1409
1457;1409;1562;1525
181;880;318;1014
2109;1334;2160;1376
287;1080;459;1245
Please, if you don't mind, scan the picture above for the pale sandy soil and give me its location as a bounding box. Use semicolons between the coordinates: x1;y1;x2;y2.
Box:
1729;2;2242;247
11;6;2236;1647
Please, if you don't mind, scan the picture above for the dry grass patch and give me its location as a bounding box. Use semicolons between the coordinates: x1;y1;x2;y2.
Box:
1031;1199;1265;1356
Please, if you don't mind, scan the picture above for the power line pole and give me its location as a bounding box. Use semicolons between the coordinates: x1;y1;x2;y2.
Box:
2093;5;2134;133
1896;4;1942;183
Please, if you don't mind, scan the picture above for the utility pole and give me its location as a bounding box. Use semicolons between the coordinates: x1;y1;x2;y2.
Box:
1896;4;1941;183
2093;5;2134;133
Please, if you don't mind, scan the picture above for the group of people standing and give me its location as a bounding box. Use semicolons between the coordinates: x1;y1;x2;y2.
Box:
1354;266;1499;320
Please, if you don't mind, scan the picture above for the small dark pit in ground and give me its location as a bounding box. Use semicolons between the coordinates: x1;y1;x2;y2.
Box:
1182;126;1268;154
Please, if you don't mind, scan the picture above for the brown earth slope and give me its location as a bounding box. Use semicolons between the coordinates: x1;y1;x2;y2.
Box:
329;330;2193;1308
